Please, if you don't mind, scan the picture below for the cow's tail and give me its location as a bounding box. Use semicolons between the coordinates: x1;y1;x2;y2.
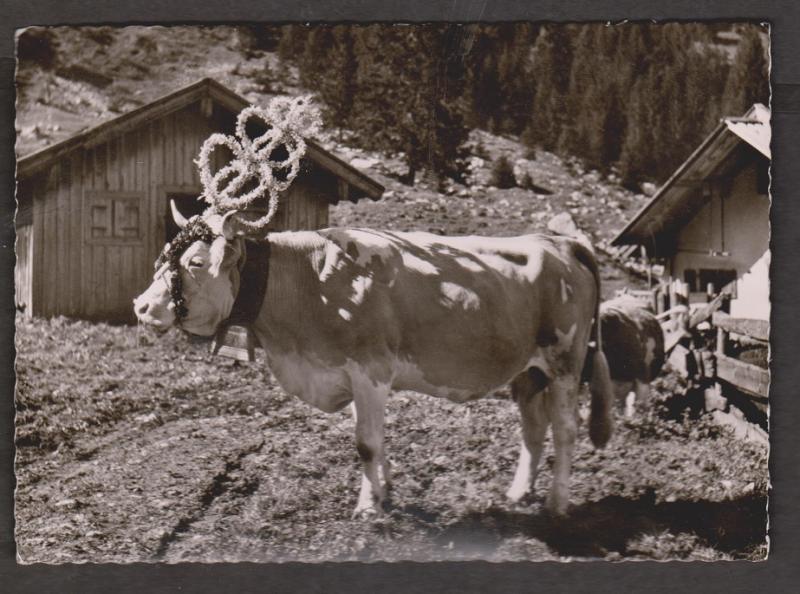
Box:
570;240;615;449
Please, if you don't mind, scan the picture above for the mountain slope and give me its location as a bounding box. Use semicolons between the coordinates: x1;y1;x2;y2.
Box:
16;26;649;297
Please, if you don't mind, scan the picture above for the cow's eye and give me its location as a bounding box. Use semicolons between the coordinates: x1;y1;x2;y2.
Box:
188;257;204;269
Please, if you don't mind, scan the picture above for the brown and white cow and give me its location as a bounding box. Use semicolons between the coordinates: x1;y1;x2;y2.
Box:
134;206;615;516
599;297;665;417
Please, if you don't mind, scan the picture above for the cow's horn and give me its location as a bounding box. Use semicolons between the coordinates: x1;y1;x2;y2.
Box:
170;199;189;229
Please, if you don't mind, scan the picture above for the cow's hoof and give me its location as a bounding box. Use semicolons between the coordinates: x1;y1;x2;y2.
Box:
352;504;381;520
544;495;570;517
505;485;530;503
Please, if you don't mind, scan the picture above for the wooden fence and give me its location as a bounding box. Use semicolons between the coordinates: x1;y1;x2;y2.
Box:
630;285;770;403
713;311;770;400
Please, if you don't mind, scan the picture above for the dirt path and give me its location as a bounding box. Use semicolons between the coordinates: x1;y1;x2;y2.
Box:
15;318;769;563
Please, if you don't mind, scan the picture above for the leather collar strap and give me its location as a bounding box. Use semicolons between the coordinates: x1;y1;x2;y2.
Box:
225;237;271;326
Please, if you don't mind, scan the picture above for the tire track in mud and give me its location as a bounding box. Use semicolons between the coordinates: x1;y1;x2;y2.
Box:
153;439;266;559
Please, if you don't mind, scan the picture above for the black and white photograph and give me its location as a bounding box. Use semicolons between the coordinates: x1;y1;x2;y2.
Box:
13;23;770;563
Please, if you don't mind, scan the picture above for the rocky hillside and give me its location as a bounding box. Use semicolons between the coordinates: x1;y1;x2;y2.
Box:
15;26;298;156
16;26;651;296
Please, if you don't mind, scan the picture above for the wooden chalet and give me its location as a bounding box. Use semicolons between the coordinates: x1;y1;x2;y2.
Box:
612;103;771;321
15;78;384;323
612;104;770;406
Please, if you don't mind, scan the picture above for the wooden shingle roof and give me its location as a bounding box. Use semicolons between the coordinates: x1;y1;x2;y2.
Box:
16;77;384;203
611;104;770;249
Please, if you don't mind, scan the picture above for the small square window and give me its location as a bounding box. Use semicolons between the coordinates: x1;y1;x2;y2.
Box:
85;192;143;244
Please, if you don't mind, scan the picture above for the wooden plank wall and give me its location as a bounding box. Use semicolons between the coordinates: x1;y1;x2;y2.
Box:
285;171;330;230
27;102;208;321
25;100;336;322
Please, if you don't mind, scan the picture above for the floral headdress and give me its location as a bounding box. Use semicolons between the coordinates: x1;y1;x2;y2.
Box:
195;95;322;231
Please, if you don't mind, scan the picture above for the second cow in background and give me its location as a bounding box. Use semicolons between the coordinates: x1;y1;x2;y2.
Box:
600;297;666;416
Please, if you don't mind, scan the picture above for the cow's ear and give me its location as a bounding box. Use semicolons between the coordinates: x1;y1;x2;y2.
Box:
208;236;243;277
220;211;245;240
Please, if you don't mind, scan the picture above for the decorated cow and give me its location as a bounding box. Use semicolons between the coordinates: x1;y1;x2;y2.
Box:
134;99;616;517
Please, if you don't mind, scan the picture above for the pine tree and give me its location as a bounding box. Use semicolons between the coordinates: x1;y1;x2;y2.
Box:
349;25;469;184
619;74;658;189
298;26;335;91
523;25;574;151
722;25;770;116
490;155;516;188
317;26;358;133
279;23;766;190
277;25;309;63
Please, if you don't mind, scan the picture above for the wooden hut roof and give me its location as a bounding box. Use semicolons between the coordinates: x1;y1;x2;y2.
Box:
611;103;770;249
16;77;384;203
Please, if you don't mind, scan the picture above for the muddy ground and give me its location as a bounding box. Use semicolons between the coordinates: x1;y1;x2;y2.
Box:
14;316;768;563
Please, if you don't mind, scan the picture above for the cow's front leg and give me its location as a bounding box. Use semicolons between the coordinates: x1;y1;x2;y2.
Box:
350;379;390;517
544;374;579;515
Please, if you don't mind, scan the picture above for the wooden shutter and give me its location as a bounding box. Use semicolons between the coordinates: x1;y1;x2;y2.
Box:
85;192;144;244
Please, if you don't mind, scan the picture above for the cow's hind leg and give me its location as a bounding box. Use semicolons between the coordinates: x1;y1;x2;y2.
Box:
350;376;390;517
506;376;548;503
544;373;580;515
632;379;651;415
506;370;549;503
612;380;633;417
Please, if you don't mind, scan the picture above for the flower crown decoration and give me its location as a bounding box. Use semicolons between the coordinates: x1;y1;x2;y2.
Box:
195;95;322;231
154;216;216;320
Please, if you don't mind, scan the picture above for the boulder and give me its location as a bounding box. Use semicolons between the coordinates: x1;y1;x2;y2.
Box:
641;181;658;196
350;157;379;170
547;212;592;249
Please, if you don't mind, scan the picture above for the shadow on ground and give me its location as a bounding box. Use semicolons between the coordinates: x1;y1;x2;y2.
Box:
425;491;767;559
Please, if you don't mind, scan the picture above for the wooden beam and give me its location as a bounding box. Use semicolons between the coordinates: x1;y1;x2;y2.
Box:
306;141;385;201
689;292;725;327
712;311;769;342
717;353;770;398
200;96;213;118
338;178;350;203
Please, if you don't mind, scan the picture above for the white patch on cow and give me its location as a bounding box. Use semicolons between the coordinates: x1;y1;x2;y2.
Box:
338;308;353;321
319;241;348;282
321;295;329;305
560;278;573;303
401;252;439;276
506;440;532;502
337;230;396;268
644;337;656;368
440;281;481;311
624;391;636;419
350;275;373;305
455;256;484;273
555;323;578;350
354;473;377;516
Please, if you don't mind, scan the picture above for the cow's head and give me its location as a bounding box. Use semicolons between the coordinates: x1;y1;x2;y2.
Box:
133;201;250;337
